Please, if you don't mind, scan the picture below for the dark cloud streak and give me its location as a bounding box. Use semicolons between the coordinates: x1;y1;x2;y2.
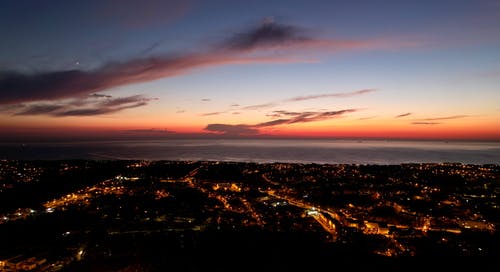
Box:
222;20;308;51
90;93;112;98
395;112;412;118
54;101;148;117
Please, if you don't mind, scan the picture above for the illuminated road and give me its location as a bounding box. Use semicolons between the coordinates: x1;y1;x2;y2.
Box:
266;190;338;241
261;174;280;186
182;166;201;187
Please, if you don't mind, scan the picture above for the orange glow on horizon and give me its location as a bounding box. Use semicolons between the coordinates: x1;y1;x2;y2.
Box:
2;116;499;141
254;118;500;140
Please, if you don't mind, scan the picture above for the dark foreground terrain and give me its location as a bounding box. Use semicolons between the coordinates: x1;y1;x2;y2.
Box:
0;160;498;271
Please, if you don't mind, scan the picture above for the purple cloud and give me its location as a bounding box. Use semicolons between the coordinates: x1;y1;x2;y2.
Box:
1;18;408;108
14;95;155;117
0;21;313;106
13;104;65;116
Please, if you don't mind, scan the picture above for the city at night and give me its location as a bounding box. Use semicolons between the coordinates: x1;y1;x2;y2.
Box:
1;0;499;271
0;160;498;271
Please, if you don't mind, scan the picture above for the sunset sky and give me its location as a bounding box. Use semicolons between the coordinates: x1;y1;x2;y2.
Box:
1;0;499;141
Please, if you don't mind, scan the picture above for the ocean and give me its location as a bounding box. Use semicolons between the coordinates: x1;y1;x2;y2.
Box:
0;139;499;164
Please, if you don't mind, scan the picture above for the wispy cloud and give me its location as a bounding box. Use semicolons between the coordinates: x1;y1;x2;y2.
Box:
204;108;357;136
202;88;370;122
13;94;155;117
266;110;306;118
412;122;441;125
241;102;278;110
416;115;469;121
266;109;360;122
14;104;66;116
200;111;225;116
242;89;376;111
286;89;376;102
409;115;471;125
284;109;357;124
201;98;211;102
396;112;412;118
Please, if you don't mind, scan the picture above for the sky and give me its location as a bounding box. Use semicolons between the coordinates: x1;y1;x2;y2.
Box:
1;0;499;141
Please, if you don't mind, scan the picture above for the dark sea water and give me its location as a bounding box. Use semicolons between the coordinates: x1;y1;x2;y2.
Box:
1;139;499;164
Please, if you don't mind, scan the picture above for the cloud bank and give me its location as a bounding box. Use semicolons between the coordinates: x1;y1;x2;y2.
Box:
11;94;155;117
204;109;357;136
1;20;409;114
200;89;375;116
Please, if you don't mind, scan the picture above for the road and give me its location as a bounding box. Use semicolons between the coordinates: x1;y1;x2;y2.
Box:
266;189;339;241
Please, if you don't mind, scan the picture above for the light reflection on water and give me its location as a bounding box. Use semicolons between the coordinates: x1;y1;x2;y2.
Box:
1;139;499;164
